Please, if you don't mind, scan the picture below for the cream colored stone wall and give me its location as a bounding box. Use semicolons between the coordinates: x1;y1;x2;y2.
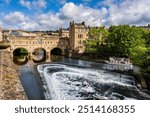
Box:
18;31;37;36
10;35;67;55
7;21;90;55
69;22;89;53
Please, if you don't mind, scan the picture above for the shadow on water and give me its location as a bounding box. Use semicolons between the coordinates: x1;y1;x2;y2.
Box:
50;55;64;62
19;64;45;100
14;53;47;100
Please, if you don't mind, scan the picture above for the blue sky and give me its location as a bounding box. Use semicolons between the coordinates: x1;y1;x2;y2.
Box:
0;0;150;30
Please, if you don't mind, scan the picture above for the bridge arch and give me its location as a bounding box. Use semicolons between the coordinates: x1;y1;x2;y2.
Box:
13;47;29;65
50;47;64;62
50;47;63;55
13;47;28;55
32;47;46;62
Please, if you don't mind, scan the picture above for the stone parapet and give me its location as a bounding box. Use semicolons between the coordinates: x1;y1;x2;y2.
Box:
0;49;27;100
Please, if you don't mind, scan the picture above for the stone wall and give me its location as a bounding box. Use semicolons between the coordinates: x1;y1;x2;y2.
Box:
0;50;27;99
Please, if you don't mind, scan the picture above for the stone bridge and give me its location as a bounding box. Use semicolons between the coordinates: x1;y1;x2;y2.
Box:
9;35;69;61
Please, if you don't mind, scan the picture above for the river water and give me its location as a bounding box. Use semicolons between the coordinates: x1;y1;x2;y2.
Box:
38;57;150;100
19;57;150;100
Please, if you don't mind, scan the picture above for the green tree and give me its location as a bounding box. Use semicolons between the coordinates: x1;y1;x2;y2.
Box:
108;25;145;57
143;30;150;46
84;27;109;57
20;48;28;54
130;45;148;66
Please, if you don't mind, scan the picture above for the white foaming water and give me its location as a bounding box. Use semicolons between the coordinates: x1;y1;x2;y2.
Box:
37;64;150;100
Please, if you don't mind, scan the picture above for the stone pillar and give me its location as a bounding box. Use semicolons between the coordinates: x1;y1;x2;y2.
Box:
28;52;32;60
46;52;50;62
10;50;13;59
62;49;65;56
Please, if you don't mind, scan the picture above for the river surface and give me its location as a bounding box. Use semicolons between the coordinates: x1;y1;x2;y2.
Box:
19;57;150;100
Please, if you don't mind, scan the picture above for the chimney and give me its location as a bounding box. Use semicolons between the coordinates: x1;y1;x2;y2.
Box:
82;22;85;25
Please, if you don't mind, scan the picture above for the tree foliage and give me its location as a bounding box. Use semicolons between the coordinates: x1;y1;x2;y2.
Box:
108;25;145;57
84;27;109;56
83;25;150;75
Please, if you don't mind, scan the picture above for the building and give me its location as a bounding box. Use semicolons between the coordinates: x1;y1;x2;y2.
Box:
69;21;89;53
59;28;69;38
139;24;150;30
2;21;90;55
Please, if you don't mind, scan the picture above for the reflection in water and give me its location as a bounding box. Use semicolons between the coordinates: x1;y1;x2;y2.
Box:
51;55;64;62
37;62;150;100
32;49;46;62
13;54;28;65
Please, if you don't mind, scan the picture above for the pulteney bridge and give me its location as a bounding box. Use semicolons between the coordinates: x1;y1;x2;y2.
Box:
9;35;69;61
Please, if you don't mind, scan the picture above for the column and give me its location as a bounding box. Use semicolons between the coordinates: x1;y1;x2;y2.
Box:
46;52;50;62
28;52;32;60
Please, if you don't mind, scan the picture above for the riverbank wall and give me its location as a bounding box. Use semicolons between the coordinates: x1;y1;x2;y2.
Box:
0;49;27;99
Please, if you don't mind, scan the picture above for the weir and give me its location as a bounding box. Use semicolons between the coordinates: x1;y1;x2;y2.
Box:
37;61;150;100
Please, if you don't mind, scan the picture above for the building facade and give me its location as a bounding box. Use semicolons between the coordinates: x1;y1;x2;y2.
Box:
1;21;90;55
69;21;89;53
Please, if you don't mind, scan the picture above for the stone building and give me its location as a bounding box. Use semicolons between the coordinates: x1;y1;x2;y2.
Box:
1;21;90;57
59;28;69;38
69;21;89;53
139;24;150;30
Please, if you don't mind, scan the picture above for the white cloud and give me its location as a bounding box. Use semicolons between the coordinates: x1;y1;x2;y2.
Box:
0;21;3;27
1;2;107;30
59;2;107;26
19;0;47;10
3;11;29;25
37;13;64;30
19;0;31;9
1;1;150;30
2;11;34;30
103;0;150;26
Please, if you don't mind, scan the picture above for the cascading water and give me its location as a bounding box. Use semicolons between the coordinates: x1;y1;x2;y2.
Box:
37;63;150;100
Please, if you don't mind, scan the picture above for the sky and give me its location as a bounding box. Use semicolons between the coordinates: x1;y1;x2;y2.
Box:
0;0;150;31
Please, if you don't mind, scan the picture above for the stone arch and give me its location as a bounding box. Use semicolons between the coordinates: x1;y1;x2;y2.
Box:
13;47;29;65
32;47;46;62
50;47;63;55
13;47;28;56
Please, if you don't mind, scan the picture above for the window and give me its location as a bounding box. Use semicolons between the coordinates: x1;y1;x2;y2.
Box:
78;34;83;38
80;46;83;49
79;29;82;32
78;46;83;49
78;40;82;44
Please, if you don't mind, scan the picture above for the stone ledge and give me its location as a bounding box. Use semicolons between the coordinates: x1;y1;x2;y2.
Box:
0;49;27;100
